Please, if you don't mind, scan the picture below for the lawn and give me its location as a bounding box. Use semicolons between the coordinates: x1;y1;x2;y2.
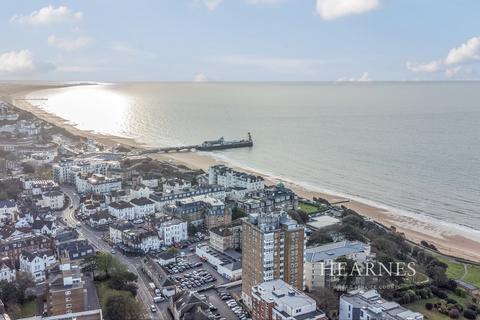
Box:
435;255;480;288
464;264;480;288
435;256;465;279
15;300;37;319
407;298;448;320
299;202;323;214
406;298;462;320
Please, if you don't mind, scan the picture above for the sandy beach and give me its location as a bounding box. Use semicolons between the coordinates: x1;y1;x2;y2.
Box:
4;84;480;263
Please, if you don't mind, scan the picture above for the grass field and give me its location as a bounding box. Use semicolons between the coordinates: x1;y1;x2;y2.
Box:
464;265;480;288
406;298;451;320
299;202;323;214
435;255;480;288
16;300;37;318
436;256;465;280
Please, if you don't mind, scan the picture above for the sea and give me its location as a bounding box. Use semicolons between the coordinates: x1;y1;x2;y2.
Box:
28;82;480;234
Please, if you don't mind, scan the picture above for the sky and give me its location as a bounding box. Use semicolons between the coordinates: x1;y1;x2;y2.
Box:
0;0;480;82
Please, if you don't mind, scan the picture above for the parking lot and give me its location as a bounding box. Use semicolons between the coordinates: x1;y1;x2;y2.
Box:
160;253;250;320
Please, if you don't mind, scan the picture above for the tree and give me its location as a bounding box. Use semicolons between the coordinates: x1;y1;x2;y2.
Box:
232;207;247;221
95;252;126;278
187;223;198;236
167;246;179;256
335;257;358;288
307;228;334;246
104;293;145;320
108;271;138;293
21;163;35;174
309;287;339;317
449;308;460;319
0;281;21;308
0;179;21;200
425;302;433;310
463;309;477;320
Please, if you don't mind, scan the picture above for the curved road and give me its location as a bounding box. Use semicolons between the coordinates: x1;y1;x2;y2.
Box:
61;186;170;320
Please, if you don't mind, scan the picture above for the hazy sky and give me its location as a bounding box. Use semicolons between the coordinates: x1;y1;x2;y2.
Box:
1;0;479;81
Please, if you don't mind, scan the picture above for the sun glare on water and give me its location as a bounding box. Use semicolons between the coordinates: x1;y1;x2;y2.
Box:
42;85;132;137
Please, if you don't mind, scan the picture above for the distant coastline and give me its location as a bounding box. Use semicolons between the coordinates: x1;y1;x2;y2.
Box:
5;82;480;263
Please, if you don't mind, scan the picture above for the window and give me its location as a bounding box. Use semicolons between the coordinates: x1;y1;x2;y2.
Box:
66;303;72;308
65;290;71;296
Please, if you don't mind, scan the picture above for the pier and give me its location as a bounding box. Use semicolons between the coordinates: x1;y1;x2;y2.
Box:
135;133;253;155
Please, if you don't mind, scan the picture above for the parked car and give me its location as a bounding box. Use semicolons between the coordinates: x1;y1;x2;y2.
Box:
150;305;157;312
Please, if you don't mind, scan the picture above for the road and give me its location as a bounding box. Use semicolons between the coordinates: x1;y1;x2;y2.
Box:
61;186;170;320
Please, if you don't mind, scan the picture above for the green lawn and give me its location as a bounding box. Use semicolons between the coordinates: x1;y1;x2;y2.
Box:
464;265;480;288
435;255;480;288
406;298;450;320
299;202;323;214
15;300;37;319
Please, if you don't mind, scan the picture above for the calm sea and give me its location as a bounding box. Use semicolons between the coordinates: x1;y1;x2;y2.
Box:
29;82;480;232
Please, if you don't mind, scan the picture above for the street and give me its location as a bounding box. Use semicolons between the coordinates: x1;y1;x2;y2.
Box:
61;186;170;320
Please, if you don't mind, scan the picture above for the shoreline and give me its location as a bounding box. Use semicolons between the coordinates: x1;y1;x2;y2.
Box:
6;84;480;263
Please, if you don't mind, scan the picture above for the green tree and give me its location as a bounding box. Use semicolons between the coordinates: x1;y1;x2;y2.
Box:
187;223;198;236
232;207;247;221
309;287;339;318
21;163;35;174
167;246;179;256
104;293;145;320
108;271;138;294
95;252;126;278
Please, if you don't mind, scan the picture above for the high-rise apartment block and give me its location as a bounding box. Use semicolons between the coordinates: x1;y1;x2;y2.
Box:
241;211;305;309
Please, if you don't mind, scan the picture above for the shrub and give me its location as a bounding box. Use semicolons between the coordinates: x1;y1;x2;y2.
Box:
464;309;477;320
467;304;478;312
425;302;433;310
446;298;458;305
455;288;467;298
431;286;448;299
449;308;460;319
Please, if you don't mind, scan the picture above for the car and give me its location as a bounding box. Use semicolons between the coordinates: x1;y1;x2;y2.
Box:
110;249;116;254
150;305;157;312
76;222;82;227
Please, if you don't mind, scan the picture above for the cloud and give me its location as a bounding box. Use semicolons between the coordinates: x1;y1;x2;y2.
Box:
247;0;284;4
11;5;83;25
48;35;93;51
194;73;208;82
406;60;442;73
112;43;156;59
337;71;372;82
0;50;36;74
221;56;325;74
445;36;480;65
357;71;371;81
0;50;54;75
316;0;380;20
198;0;223;10
406;36;480;77
445;66;462;78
